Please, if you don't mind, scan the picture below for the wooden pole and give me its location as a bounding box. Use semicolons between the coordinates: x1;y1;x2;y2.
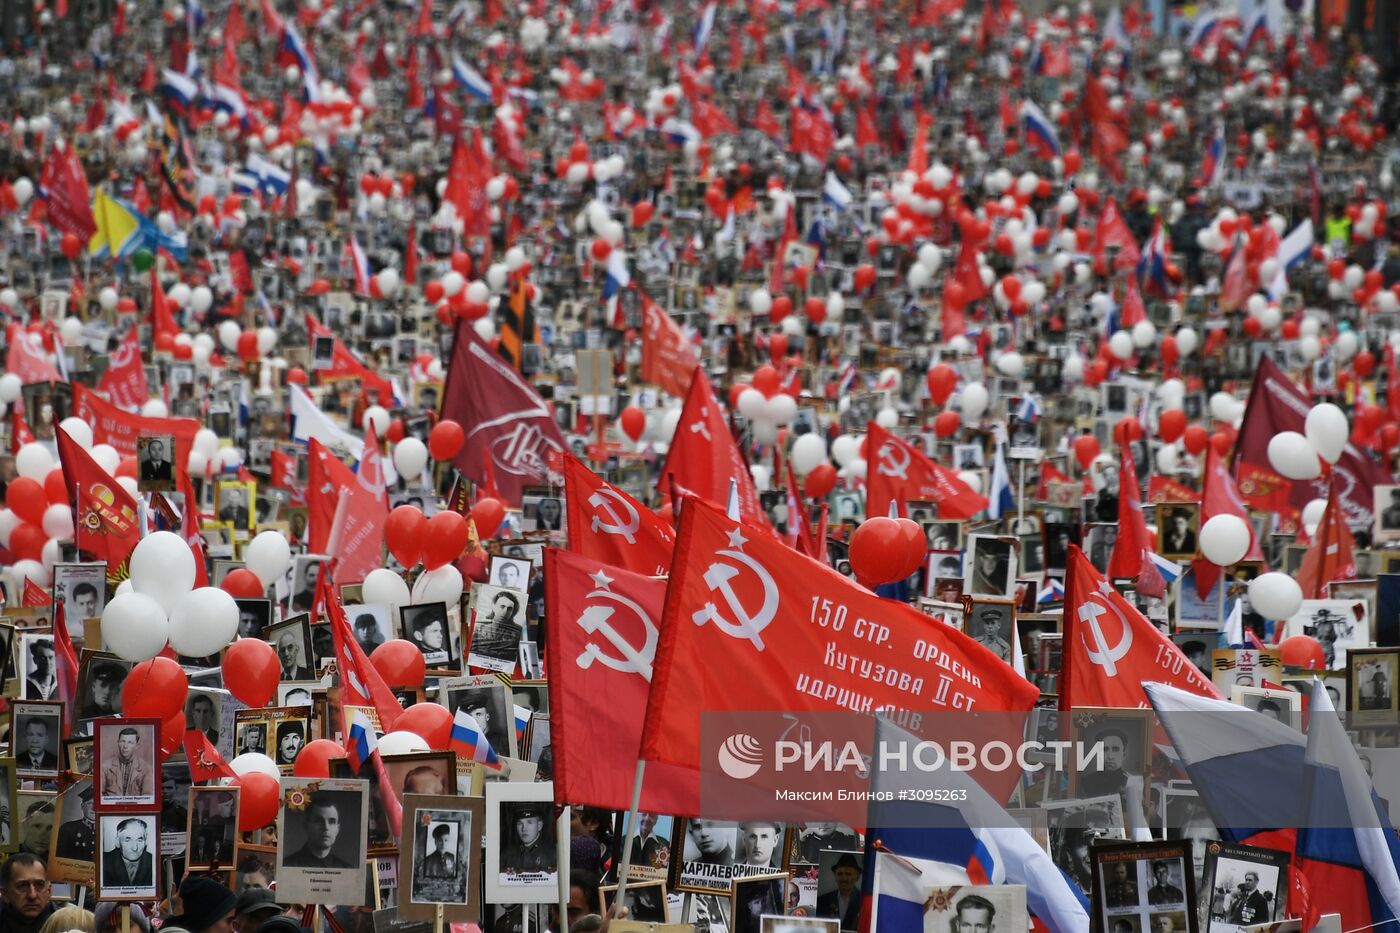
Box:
121;905;130;933
610;759;648;908
433;902;444;933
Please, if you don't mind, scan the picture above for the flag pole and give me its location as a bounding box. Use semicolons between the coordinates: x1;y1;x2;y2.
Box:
611;759;648;908
1016;457;1026;529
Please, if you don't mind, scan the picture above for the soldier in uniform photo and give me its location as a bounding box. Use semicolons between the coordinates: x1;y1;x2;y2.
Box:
55;785;96;862
1225;870;1271;925
972;607;1011;661
80;663;124;719
420;824;458;878
1146;859;1184;905
798;822;859;863
501;803;555;874
1104;861;1138;908
628;812;670;868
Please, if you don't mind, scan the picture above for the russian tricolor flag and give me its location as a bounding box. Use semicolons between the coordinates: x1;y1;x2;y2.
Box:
282;24;322;102
603;249;631;299
693;1;717;59
822;171;853;212
245;154;291;197
452;54;492;103
513;704;532;745
1188;11;1221;51
450;708;501;768
345;710;378;773
1021;99;1060;158
1137;217;1171;296
1200;125;1225;188
346;236;370;296
210;83;248;122
161;70;199;107
660;118;702;146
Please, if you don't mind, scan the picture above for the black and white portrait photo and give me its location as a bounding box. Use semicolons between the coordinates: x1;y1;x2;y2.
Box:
188;787;237;867
484;783;558;903
967;600;1015;663
216;480;257;531
489;556;532;591
96;719;158;810
137;433;176;491
13;701;63;778
919;885;1028;933
275;720;307;766
523;496;564;533
53;562;107;631
600;880;668;924
733;872;788;933
185;690;224;746
98;814;158;901
401;602;454;668
276;779;368;904
235;598;273;641
237;721;268;757
1088;840;1197;933
270;617;315;681
20;634;57;701
290;555;328;613
1351;649;1400;716
671;818;742;894
1072;711;1151;805
966;535;1016;597
1158;504;1200;559
443;679;517;759
1043;796;1127;896
469;585;527;673
76;657;131;721
1377;485;1400;542
51;781;97;876
1202;841;1288;931
1284;599;1368;669
348;604;392;655
408;808;472;906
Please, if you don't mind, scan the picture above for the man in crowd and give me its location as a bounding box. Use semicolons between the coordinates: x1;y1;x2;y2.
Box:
285;793;352;868
0;854;53;933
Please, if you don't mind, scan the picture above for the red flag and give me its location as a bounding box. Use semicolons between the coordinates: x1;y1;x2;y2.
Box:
562;453;674;576
23;578;51;607
1118;277;1147;328
544;549;699;812
790;105;835;164
10;408;35;454
304;313;395;404
72;384;200;463
657;368;764;522
55;425;141;577
1219;240;1252;313
224;0;249;44
1192;444;1266;598
1147;475;1200;504
1296;475;1356;599
1091;197;1141;269
865;423;989;520
439;322;568;506
6;323;62;384
1082;74;1129;182
691;97;738;139
1061;545;1222;710
640;497;1038;808
270;449;306;508
327;424;389;586
855;102;880;151
754;100;783;139
1035;459;1071;499
641;292;699;398
178;467;210;589
324;574;402;730
39;143;96;242
97;328;149;411
444;129;491;240
413;0;434;36
52;603;78;729
183;728;237;781
403;222;419;285
907;111;933;176
405;45;425;111
308;439;357;553
1107;445;1159;592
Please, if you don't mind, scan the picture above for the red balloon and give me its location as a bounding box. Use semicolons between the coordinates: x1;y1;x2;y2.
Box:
853;263;877;292
804;296;827;323
619;406;647;442
60;232;81;259
1182;425;1210;455
926;364;958;406
294;739;346;778
728;383;751;408
423;511;469;570
43;469;67;504
849;517;906;587
1278;634;1326;670
159;711;187;761
424;281;445;303
895;518;927;579
805;463;837;498
590;238;612;262
234;772;281;832
371;638;427;687
1380;423;1400;453
632;202;655;226
237;330;260;362
220;568;265;599
1360;403;1385;435
1355;351;1377;378
9;522;45;561
768;333;789;360
770;295;792;322
386;505;428;568
116;458;137;480
286;367;308;385
122;657;190;720
752;365;781;398
1158;409;1187;443
428;420;465;460
471;498;505;539
8;477;47;526
1072;435;1101;470
394;702;454;750
386;419;407;444
221;639;281;708
933;410;961;438
1210;431;1233;456
1113;417;1143;446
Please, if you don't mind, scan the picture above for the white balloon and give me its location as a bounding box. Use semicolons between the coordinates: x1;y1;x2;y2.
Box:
0;509;17;548
412;564;464;605
169;587;239;656
1175;327;1198;356
219;447;243;472
100;592;170;662
393;437;430;480
749;288;773;316
128;531;196;614
1299;334;1321;361
1063;354;1085;382
190;286;214;313
1209;392;1238;423
826;293;845;318
195;428;222;459
41;503;73;539
59;316;82;345
363;405;391;437
875;406;899;429
1155;445;1180;472
486;263;508;291
765;394;797;425
15;442;54;480
0;374;20;403
379;731;431;756
98;286;119;311
141;399;169;418
1109;330;1134;360
1266;431;1321;480
363;568;412;611
1248;572;1304;620
995;352;1024;377
257;327;279;355
218;320;242;351
750;464;772;492
375;268;401;297
11;559;47;588
1334;331;1359;361
245;531;293;586
58;417;93;449
1131;320;1157;349
465;280;488;304
961;383;989;420
91;444;120;474
1199;514;1251;566
917;243;942;274
790;434;828;474
832;434;862;467
13;177;33;205
737;388;767;419
1304;403;1349;464
957;470;983;494
751;419;779;446
442;272;466;297
907;263;932;291
229;753;281;780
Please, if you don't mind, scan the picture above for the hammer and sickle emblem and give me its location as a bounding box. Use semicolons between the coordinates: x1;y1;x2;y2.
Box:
575;589;658;680
876;441;910;480
588;487;641;544
692;549;779;651
1079;596;1133;677
690;408;712;441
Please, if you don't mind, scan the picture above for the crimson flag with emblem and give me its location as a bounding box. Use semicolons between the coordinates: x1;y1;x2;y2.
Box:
1108;445;1162;596
97;327;149;411
544;548;699;812
1061;545;1221;710
327;422;389;586
865;422;988;520
640;292;699;398
640;496;1038;802
439;321;567;506
56;426;141;577
183;728;236;781
657;367;763;522
323;571;403;732
1296;474;1356;599
307;438;357;553
6;322;62;384
561;453;674;576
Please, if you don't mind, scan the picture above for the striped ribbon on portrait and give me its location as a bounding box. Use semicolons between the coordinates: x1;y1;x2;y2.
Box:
496;275;540;370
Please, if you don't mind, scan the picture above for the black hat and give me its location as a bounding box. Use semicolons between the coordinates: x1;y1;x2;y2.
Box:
254;919;312;933
79;785;94;802
831;853;863;874
167;877;239;933
513;803;545;820
978;608;1002;621
433;824;452;837
234;888;281;921
92;663;124;683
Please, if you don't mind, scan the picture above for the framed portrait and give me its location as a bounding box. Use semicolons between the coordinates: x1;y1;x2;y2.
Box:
65;737;95;777
1348;647;1400;721
137;433;177;492
18;633;57;701
520;496;564;533
440;677;518;761
1283;599;1369;670
215;479;257;533
235;598;273;642
235;845;278;894
614;811;675;882
13;700;64;779
97;813;159;901
811;849;863;929
510;682;549;718
923;886;1028;933
1043;796;1128;896
185;688;229;752
681;893;732;931
0;760;16;854
237;708;309;771
922;520;961;552
1068;709;1152;808
187;786;239;869
1157;503;1200;560
269;615;316;683
669;817;743;894
1376;485;1400;543
965;535;1018;598
289;554;329;614
759;918;839;932
399;794;484;923
347;604;393;655
468;584;528;674
1089;839;1197;933
74;654;132;721
52;562;107;632
383;751;457;803
488;556;532;591
235;719;270;758
600;880;668;924
1200;840;1288;930
15;790;56;862
278;684;316;708
275;777;370;904
94;718;160;811
964;597;1016;665
732;873;789;932
160;762;192;856
1230;685;1303;730
484;781;559;903
400;602;456;670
